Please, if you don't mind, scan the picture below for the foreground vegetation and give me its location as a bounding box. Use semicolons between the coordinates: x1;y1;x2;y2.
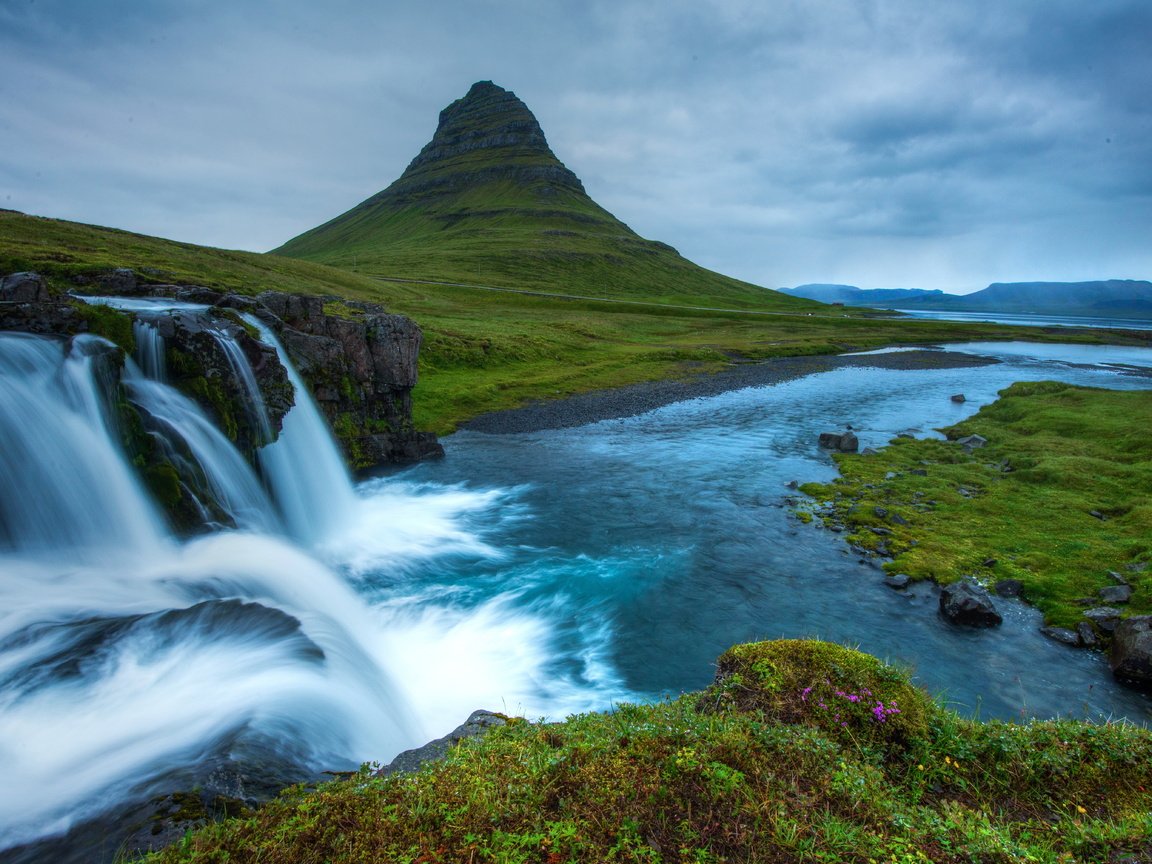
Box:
141;640;1152;864
4;211;1145;434
801;382;1152;629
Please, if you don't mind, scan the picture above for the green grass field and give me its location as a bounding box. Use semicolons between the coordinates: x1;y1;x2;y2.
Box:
801;382;1152;629
5;211;1143;434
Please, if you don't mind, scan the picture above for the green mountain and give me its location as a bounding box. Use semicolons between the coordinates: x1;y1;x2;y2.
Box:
273;81;813;310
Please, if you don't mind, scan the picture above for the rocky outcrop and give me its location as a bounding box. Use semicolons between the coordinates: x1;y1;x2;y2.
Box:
255;291;444;466
939;579;1002;627
1110;616;1152;685
0;270;442;471
376;710;509;777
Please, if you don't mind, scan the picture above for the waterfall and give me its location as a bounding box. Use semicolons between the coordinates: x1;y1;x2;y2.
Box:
123;363;283;534
133;319;167;382
0;326;420;852
243;316;358;546
0;333;168;562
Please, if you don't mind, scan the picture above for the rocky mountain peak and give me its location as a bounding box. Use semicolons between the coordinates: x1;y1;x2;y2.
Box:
389;80;585;200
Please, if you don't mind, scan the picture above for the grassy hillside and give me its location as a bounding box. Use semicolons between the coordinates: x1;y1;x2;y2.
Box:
271;82;818;311
2;210;1142;434
142;640;1152;864
801;382;1152;629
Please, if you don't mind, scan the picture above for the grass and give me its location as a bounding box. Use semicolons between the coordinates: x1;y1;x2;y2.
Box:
4;210;1148;436
138;639;1152;864
800;382;1152;629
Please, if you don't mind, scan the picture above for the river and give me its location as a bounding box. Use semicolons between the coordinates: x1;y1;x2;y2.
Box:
1;327;1150;858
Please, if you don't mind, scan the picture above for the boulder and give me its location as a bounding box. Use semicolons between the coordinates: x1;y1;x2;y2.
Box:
884;573;911;590
950;394;966;403
818;431;858;452
1077;621;1099;648
1110;616;1152;684
995;579;1024;598
376;710;508;777
1099;584;1133;604
955;434;987;451
939;579;1002;627
0;271;50;302
1084;607;1123;635
1041;626;1080;646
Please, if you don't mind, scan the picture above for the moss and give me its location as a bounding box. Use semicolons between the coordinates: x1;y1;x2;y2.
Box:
72;301;136;353
144;462;183;508
703;640;936;758
139;639;1152;864
802;383;1152;629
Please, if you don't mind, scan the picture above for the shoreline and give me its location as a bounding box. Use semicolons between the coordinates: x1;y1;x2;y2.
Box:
462;348;1001;434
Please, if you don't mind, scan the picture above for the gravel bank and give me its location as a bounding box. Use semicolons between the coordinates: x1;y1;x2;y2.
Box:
463;348;1001;434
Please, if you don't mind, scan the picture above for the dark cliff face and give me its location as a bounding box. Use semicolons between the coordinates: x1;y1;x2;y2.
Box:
0;271;442;473
382;80;587;204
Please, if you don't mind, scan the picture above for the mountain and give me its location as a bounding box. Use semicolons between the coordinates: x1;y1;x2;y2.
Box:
894;280;1152;318
778;284;944;305
273;81;816;311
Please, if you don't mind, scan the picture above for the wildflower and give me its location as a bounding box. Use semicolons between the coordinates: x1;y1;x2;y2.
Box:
1076;805;1087;815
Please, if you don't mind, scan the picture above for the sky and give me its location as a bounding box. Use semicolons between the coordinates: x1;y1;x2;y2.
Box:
1;0;1149;294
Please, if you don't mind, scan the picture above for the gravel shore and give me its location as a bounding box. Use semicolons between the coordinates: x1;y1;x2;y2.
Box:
463;348;1001;434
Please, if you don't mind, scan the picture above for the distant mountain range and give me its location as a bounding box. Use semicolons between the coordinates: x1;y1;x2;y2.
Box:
779;281;1152;319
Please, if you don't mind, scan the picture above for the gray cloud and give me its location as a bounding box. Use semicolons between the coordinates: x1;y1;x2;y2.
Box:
1;0;1148;292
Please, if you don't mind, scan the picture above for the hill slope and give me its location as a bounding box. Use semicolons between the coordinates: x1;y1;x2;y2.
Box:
272;81;814;310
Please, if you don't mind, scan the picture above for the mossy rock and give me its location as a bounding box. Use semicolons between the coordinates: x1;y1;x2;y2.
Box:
701;639;936;756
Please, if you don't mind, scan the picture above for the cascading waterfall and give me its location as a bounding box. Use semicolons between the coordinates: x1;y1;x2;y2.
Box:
0;310;597;857
0;333;168;562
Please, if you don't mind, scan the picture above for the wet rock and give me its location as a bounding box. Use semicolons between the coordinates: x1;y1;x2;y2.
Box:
818;430;858;452
939;578;1002;627
884;573;911;590
1041;626;1080;646
950;393;966;403
1099;584;1134;604
1110;616;1152;685
1077;621;1099;648
0;271;50;302
995;579;1024;598
376;710;509;777
1084;607;1123;635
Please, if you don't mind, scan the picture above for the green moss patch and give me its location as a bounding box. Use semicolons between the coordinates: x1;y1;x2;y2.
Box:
802;382;1152;629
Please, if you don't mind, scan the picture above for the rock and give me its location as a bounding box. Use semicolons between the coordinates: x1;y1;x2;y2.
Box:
1108;570;1131;586
376;710;509;777
890;513;909;526
939;579;1002;627
1089;510;1106;520
784;480;799;489
860;447;879;455
1110;616;1152;684
97;267;138;294
0;271;50;302
994;579;1023;598
1041;626;1080;646
884;573;911;590
910;468;928;476
950;393;966;403
258;291;443;467
1084;607;1123;634
1099;584;1134;604
838;430;859;452
1077;621;1099;648
818;432;842;449
870;526;892;536
955;434;987;451
896;432;916;439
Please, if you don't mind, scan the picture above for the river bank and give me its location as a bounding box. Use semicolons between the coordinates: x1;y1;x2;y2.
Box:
463;348;999;433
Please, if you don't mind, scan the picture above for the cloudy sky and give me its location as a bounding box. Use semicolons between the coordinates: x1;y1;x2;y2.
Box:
1;0;1149;293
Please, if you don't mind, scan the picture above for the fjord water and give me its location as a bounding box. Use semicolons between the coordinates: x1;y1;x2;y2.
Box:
2;328;1151;855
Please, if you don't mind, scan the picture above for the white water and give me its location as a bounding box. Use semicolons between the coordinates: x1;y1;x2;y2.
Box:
0;320;605;853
